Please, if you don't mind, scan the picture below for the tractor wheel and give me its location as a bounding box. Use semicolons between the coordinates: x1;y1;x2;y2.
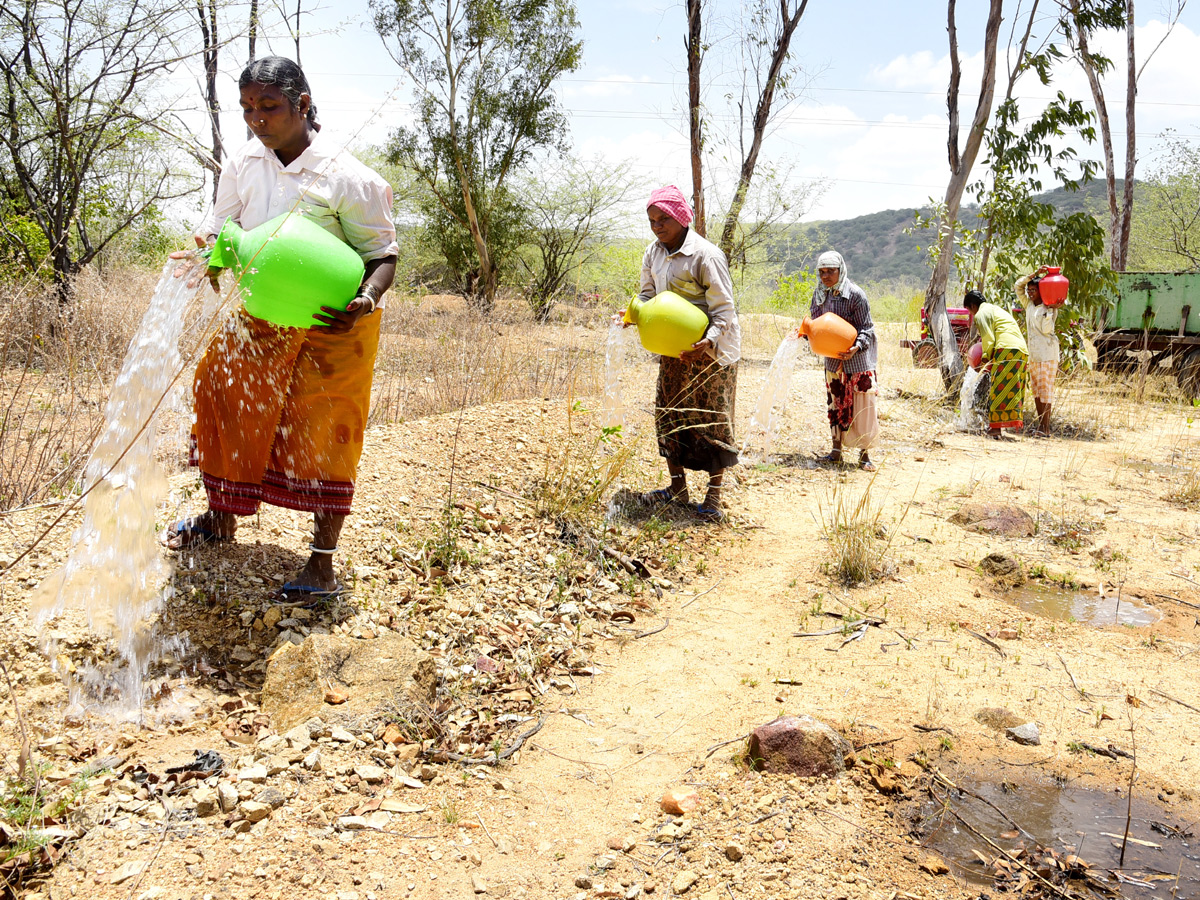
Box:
1175;348;1200;401
912;340;939;368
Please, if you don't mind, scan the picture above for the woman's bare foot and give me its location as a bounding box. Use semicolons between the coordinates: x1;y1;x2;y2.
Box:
165;510;236;549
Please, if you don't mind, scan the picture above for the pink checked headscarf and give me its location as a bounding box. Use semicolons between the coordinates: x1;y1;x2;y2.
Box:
647;185;694;228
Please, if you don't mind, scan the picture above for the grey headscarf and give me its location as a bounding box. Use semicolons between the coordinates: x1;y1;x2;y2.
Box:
816;250;848;297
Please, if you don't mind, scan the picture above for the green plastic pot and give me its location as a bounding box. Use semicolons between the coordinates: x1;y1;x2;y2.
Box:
208;213;365;329
623;291;709;358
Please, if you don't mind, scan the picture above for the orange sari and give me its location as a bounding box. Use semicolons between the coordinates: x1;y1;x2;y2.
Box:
189;308;380;515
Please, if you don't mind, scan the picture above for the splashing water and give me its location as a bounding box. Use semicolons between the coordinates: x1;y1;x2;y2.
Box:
31;260;201;719
956;367;986;432
741;334;803;460
600;319;630;430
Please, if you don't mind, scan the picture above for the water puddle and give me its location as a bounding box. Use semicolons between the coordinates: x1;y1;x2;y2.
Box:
741;334;802;460
1007;582;1160;627
917;770;1199;898
31;259;205;720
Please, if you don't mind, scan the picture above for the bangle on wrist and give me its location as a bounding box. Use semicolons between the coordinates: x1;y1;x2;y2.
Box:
356;284;380;313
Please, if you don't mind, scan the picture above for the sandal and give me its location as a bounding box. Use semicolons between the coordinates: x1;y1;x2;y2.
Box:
859;459;876;473
696;504;726;523
815;452;843;465
165;516;231;549
275;581;345;607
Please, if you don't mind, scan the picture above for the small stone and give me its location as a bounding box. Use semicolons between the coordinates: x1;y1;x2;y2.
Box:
325;688;350;705
748;715;852;777
671;871;699;895
596;856;616;870
919;856;950;875
263;606;283;629
255;787;286;809
996;628;1020;640
382;723;405;745
241;800;271;823
338;816;369;831
238;764;268;783
109;861;145;885
575;876;593;889
607;835;636;853
330;726;355;743
471;873;488;894
1006;722;1041;746
303;749;321;771
193;785;218;817
870;770;899;794
217;782;239;813
354;764;387;784
660;787;700;816
724;843;744;862
284;725;312;751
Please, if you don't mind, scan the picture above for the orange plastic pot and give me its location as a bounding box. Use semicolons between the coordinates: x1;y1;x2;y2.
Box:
798;313;857;358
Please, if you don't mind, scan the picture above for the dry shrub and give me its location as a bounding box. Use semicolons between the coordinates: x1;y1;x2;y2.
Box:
370;293;605;424
0;267;157;509
529;408;637;526
819;475;906;586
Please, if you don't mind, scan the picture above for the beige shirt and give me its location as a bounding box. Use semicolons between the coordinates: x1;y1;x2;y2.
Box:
200;135;399;267
638;229;742;366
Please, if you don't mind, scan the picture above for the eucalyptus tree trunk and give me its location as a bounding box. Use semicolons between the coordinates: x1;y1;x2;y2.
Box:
924;0;1004;394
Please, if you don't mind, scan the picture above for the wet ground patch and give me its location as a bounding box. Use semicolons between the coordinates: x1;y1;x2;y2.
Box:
911;767;1199;898
1005;580;1160;627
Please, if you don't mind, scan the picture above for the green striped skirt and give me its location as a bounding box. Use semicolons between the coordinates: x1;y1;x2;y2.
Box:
989;348;1027;430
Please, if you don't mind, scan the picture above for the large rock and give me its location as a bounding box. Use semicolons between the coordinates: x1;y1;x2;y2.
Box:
262;633;436;732
950;503;1035;537
747;715;852;777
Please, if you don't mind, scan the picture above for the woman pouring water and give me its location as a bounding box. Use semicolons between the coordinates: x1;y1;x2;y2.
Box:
621;186;741;522
168;56;398;602
810;251;878;472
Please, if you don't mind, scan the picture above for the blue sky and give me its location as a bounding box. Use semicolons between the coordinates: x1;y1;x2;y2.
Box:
194;0;1200;227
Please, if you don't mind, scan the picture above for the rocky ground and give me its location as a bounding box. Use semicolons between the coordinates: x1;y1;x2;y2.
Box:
2;317;1199;900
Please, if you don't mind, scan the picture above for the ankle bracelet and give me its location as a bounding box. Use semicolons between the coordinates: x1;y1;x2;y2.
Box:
309;543;337;554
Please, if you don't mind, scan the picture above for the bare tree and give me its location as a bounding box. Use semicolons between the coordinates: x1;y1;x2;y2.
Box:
1062;0;1188;272
196;0;224;201
517;157;641;322
0;0;202;308
686;0;706;235
715;0;810;261
923;0;1004;392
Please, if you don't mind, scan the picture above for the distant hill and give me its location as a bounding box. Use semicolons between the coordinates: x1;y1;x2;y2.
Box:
771;179;1117;284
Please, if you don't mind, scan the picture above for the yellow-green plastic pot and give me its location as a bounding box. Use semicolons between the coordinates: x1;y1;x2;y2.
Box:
208;213;365;329
623;291;709;358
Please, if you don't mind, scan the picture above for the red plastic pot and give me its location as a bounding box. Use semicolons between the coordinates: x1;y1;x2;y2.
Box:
1039;266;1069;307
967;341;983;369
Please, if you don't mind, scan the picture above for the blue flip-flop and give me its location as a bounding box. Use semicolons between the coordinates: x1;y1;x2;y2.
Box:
166;517;230;548
696;504;726;523
276;581;344;607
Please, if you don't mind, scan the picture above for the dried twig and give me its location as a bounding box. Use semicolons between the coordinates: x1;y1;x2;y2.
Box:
681;579;722;608
434;716;545;765
634;619;669;640
476;813;498;848
704;734;748;758
1153;592;1200;611
1150;688;1200;714
963;628;1006;659
1058;654;1088;699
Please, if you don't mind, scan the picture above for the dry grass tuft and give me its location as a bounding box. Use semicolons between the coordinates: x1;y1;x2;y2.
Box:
819;476;889;586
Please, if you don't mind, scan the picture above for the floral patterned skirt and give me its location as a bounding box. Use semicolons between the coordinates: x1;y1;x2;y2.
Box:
655;356;739;474
825;368;878;449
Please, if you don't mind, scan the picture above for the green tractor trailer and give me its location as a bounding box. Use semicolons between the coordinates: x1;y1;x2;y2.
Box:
1095;272;1200;398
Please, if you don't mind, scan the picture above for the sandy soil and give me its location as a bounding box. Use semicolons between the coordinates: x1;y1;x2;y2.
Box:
2;316;1199;900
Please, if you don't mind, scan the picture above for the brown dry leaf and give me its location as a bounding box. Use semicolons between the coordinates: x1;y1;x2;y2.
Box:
1126;692;1142;708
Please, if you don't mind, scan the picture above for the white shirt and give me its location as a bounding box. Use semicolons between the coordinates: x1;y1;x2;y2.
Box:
638;229;742;366
1025;303;1059;363
200;134;399;266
